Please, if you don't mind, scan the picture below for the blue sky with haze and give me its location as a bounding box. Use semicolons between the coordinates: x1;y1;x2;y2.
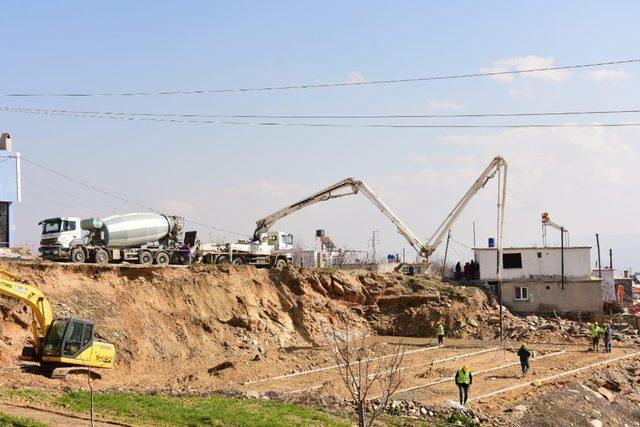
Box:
1;2;639;269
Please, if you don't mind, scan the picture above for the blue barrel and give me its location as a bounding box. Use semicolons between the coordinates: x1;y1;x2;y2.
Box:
488;237;496;248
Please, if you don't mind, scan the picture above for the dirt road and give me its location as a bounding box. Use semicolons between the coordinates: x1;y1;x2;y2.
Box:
0;402;130;427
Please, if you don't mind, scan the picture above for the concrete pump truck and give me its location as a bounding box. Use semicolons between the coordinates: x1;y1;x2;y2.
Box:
249;155;509;266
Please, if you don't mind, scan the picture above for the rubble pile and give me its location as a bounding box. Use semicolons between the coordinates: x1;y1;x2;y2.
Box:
500;311;640;345
493;356;640;426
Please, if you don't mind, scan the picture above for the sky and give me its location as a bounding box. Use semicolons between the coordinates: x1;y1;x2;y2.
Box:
1;2;639;271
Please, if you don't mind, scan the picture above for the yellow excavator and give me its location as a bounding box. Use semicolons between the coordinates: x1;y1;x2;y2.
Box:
0;268;115;378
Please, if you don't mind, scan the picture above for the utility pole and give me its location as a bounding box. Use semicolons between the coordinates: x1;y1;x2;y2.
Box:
561;226;565;290
473;221;477;262
442;229;451;278
596;234;602;278
368;231;379;262
496;166;507;344
472;221;477;248
609;248;613;269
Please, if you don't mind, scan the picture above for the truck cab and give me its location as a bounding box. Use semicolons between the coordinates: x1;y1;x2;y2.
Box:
39;217;83;259
263;231;294;251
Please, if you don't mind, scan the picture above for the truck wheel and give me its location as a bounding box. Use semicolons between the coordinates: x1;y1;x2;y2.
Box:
155;252;170;266
138;251;153;266
231;257;244;266
70;248;86;264
275;258;288;269
94;249;109;265
216;255;230;264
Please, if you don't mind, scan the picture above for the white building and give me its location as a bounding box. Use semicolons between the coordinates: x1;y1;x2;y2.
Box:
475;246;592;281
474;246;604;321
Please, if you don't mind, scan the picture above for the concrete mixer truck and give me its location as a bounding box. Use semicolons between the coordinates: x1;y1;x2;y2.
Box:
38;213;194;265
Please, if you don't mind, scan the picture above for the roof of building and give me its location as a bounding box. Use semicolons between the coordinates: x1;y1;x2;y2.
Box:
474;246;592;251
499;276;602;283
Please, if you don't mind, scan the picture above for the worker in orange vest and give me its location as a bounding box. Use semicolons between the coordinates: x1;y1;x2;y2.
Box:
617;285;625;305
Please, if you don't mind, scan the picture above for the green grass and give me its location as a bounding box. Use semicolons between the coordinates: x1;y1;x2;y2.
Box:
0;412;46;427
314;267;337;274
1;389;49;402
55;391;351;427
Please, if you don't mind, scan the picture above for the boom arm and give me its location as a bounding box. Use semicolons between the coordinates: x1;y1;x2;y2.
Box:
0;269;54;353
253;178;429;256
425;156;508;256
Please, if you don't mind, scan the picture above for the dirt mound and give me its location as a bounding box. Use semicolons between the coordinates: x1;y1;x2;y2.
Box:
0;262;443;389
3;261;608;393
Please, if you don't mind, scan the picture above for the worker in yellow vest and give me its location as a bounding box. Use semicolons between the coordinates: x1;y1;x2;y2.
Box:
591;322;601;351
454;364;473;406
437;322;445;345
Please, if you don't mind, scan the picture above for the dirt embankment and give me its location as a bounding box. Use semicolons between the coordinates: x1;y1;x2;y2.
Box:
2;262;640;426
3;261;630;392
0;262;478;390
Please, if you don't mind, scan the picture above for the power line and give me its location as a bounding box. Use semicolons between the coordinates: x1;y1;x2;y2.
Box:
450;237;473;250
21;156;161;213
3;107;640;129
24;179;122;211
1;58;639;97
21;156;248;237
5;106;640;120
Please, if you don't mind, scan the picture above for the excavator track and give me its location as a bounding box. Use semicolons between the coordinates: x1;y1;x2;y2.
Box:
50;366;102;380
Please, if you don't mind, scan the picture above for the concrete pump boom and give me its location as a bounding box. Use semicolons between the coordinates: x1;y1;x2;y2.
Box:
253;155;507;261
424;156;508;256
253;178;429;257
0;269;54;355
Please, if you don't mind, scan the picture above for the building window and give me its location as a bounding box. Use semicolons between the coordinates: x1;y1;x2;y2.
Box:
503;253;523;269
0;202;8;248
514;286;529;301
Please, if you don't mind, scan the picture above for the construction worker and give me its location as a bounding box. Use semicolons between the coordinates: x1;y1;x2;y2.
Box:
455;262;462;279
617;284;625;305
517;343;531;377
603;323;613;353
591;321;601;351
437;322;445;345
454;365;472;406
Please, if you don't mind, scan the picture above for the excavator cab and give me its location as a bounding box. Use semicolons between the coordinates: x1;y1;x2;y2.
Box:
41;318;115;369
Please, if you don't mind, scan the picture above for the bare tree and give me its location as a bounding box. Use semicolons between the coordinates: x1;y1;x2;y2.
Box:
330;319;407;427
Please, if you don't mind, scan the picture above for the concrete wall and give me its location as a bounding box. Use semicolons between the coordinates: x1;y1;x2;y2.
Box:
0;149;20;247
593;268;616;302
501;279;604;320
475;247;592;281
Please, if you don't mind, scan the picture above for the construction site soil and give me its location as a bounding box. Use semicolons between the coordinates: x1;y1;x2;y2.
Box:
1;260;639;426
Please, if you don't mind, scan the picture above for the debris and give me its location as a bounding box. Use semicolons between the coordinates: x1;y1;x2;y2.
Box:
208;361;235;375
580;385;604;400
508;404;528;413
597;387;615;403
446;400;466;410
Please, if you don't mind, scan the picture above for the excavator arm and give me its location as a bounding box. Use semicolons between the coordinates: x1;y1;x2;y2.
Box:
253;178;429;256
424;156;508;256
0;269;54;355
